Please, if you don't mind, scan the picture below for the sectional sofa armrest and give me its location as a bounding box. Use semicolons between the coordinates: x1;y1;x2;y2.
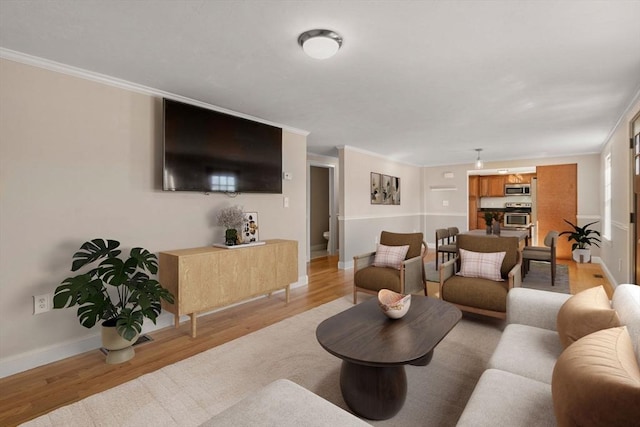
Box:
507;288;571;331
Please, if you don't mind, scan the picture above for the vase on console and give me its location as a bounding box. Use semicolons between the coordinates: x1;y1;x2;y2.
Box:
217;205;245;246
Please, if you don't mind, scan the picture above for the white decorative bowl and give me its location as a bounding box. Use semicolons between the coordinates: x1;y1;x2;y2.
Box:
377;289;411;319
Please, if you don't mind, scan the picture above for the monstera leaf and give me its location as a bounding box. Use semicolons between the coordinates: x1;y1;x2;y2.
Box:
54;239;174;340
71;239;121;272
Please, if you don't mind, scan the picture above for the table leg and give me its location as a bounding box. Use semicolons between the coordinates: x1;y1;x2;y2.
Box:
339;360;407;420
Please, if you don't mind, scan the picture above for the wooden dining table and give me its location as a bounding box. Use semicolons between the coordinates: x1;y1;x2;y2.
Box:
461;228;531;247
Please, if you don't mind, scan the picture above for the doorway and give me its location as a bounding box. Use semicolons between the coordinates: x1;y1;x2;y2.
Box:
307;163;337;261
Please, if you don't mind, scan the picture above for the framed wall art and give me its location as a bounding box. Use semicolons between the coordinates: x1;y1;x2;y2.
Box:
242;212;259;243
371;172;400;205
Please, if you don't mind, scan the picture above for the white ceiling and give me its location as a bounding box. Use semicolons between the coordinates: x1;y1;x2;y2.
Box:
1;1;639;167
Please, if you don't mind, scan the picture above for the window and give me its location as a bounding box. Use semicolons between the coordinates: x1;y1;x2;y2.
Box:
603;153;611;240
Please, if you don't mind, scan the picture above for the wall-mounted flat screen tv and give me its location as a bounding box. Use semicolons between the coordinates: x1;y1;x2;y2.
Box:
163;98;283;193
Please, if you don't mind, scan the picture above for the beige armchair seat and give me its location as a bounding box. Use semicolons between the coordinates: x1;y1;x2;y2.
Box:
522;231;559;286
353;231;427;304
439;234;522;319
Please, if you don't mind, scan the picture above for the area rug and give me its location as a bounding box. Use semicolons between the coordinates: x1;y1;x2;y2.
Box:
522;261;570;294
22;296;504;427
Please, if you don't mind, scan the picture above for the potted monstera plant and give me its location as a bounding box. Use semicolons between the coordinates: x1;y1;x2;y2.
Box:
54;239;174;363
559;219;601;263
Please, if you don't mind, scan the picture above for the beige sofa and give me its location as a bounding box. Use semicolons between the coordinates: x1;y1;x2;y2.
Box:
456;284;640;426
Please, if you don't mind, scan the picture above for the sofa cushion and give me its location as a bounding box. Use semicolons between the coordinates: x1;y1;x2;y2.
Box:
457;249;506;281
611;283;640;366
372;244;409;269
552;327;640;427
199;379;371;427
488;324;564;384
456;369;554;427
556;285;620;348
441;275;509;312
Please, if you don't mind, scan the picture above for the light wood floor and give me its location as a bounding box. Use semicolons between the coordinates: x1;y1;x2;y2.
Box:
0;254;611;426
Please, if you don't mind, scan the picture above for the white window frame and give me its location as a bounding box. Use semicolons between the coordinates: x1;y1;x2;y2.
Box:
603;152;612;240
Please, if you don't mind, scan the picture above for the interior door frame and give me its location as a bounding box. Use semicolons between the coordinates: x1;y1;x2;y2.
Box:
630;110;640;284
307;161;337;261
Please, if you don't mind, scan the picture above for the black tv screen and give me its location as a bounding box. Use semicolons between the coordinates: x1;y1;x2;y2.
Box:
163;99;283;193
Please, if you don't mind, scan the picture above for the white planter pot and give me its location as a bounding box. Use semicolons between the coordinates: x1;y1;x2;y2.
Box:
572;248;591;263
101;321;139;364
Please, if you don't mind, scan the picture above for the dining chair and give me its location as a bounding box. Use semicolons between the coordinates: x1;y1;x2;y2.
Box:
522;231;559;286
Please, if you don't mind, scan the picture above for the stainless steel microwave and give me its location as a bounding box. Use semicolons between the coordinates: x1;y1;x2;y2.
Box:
504;212;531;227
504;184;530;196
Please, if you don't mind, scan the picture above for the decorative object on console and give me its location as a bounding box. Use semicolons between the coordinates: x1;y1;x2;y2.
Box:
559;219;601;263
242;212;259;243
53;239;175;363
378;289;412;319
217;205;245;245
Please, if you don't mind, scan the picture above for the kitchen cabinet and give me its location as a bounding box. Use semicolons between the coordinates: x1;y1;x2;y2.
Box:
479;175;505;197
468;175;479;197
506;173;536;184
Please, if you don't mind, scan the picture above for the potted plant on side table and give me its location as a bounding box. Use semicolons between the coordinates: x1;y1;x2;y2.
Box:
53;239;174;364
559;219;601;263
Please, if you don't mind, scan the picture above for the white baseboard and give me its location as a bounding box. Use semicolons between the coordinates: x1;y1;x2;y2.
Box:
0;275;309;379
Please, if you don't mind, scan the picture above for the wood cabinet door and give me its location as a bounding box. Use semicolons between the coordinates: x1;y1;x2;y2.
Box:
536;164;577;259
468;175;479;197
488;175;505;196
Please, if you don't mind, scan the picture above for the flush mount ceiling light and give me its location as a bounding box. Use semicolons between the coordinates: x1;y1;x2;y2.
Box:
474;148;484;169
298;29;343;59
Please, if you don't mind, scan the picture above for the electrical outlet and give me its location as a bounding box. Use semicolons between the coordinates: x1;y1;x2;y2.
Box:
33;294;50;315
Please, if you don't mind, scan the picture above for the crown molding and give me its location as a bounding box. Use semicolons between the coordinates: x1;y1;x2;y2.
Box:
0;48;309;137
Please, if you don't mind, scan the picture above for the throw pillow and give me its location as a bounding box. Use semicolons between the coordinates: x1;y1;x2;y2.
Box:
457;249;506;281
373;244;410;270
552;326;640;426
556;285;620;348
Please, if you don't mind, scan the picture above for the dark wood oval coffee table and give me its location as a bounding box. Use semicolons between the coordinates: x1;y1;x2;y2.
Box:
316;296;462;420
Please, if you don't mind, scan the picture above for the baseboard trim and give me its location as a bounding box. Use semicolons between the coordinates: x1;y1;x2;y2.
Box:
0;275;309;378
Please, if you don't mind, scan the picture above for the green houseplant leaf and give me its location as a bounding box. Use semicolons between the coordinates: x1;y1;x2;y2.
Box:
54;239;174;342
559;219;601;250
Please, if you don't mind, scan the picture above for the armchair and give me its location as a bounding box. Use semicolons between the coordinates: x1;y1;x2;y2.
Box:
439;234;522;319
353;231;428;304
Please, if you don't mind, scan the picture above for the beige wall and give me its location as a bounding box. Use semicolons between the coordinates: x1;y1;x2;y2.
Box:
0;59;308;375
338;146;424;266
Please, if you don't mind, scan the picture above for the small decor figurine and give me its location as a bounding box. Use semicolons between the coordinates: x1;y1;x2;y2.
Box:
217;205;245;245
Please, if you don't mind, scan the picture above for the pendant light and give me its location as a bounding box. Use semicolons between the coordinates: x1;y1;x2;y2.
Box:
475;149;484;169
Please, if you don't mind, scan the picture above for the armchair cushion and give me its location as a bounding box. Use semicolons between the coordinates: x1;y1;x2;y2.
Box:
441;275;509;312
457;249;506;281
556;285;620;348
372;244;410;269
354;265;401;293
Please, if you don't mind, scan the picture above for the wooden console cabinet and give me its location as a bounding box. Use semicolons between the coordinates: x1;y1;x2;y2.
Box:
159;239;298;337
